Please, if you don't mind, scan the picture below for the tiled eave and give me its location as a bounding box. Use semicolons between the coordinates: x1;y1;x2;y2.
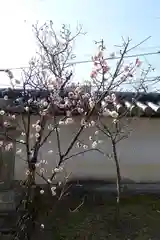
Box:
0;89;160;117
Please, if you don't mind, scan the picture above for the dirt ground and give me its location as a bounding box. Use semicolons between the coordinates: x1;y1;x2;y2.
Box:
31;193;160;240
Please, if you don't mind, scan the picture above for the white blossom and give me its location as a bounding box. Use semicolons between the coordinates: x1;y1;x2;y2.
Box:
21;132;26;136
81;118;87;126
103;109;110;116
110;111;118;118
84;93;90;98
51;186;56;196
40;189;44;194
47;179;52;183
113;119;119;124
59;120;65;125
24;106;29;112
89;100;95;108
41;160;48;164
66;110;71;116
30;150;34;158
40;99;45;105
91;141;98;149
68;92;74;98
40;224;44;229
3;121;8;127
76;142;81;148
4;95;8;100
83;145;88;149
77;108;84;113
28;98;33;104
35;125;41;132
40;110;47;116
104;95;111;102
48;150;53;154
90;120;95;126
65;118;74;125
111;93;116;101
40;168;45;174
0;110;5;115
101;101;107;108
54;166;63;173
35;133;40;139
11;115;15;119
43;101;48;107
64;98;70;106
95;130;99;135
59;104;65;109
16;148;22;154
75;86;82;93
0;141;3;147
89;136;92;141
25;170;30;175
5;143;13;151
48;124;54;130
19;140;25;144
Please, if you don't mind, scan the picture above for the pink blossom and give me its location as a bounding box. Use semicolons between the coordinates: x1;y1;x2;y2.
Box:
94;61;98;66
93;56;98;61
124;66;129;72
101;59;107;66
135;58;142;67
103;65;110;73
90;71;97;79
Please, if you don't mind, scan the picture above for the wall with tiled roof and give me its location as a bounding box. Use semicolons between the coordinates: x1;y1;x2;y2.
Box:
13;116;160;183
0;88;160;183
1;88;160;117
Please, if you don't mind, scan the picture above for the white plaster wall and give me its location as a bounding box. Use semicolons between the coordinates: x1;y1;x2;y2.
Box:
14;116;160;183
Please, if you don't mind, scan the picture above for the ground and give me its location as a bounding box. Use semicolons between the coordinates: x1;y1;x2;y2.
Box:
35;193;160;240
2;184;160;239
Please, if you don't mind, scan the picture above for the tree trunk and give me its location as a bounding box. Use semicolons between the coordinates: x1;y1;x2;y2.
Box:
112;140;121;223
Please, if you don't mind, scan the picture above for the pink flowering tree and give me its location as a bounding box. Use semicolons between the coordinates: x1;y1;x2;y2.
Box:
0;22;154;238
88;39;155;220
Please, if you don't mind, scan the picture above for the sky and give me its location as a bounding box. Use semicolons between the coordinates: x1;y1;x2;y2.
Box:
0;0;160;90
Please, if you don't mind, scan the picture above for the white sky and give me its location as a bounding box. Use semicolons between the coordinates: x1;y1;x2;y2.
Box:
0;0;159;90
0;0;95;87
0;1;36;86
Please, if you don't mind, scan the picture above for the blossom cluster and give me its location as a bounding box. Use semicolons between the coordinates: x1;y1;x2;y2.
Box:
90;51;110;79
1;54;142;122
